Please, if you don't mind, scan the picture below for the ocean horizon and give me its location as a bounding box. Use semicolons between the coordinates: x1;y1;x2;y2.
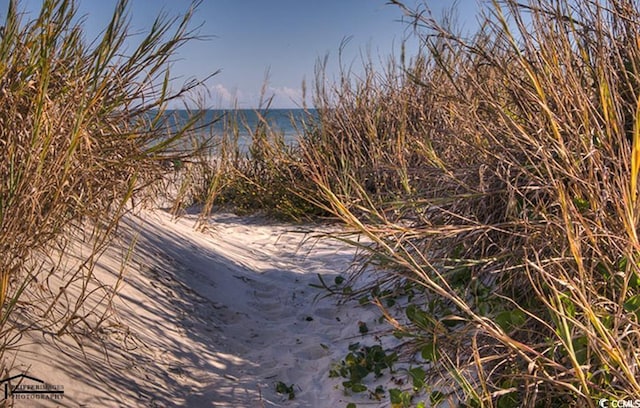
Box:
164;108;317;146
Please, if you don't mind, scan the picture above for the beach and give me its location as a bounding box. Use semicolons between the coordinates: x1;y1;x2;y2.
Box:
5;0;636;404
3;208;395;407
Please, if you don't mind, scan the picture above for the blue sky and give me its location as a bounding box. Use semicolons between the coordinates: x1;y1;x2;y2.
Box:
1;1;483;108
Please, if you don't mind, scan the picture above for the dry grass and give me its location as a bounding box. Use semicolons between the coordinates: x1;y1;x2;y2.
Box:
41;0;640;403
0;0;211;369
173;99;326;223
285;0;640;405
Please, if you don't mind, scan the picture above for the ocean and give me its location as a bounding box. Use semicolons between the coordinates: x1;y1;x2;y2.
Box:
163;108;315;151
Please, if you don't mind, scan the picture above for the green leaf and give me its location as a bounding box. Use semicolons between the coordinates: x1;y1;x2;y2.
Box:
450;266;472;288
406;304;431;329
346;404;357;408
275;381;288;393
335;275;345;285
496;390;519;408
601;314;614;329
572;335;589;366
409;366;426;390
275;381;295;399
617;256;629;272
399;390;413;406
389;388;402;404
630;272;640;290
421;341;440;362
430;390;445;406
596;261;611;280
572;196;590;212
451;243;465;258
624;294;640;320
351;383;368;393
560;293;576;318
393;330;411;339
441;315;461;328
495;309;526;332
350;365;369;383
358;321;369;334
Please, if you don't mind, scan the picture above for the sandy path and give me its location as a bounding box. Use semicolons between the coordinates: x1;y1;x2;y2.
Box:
131;210;364;407
5;209;385;407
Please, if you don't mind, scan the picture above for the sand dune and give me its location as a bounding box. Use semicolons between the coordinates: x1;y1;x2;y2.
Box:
4;209;394;407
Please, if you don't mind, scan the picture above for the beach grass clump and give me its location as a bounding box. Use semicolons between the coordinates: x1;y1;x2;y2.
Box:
301;49;447;218
0;0;208;355
301;0;640;405
181;105;327;222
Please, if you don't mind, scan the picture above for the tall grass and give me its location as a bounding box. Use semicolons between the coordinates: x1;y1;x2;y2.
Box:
177;100;326;222
51;0;640;403
0;0;209;363
289;0;640;405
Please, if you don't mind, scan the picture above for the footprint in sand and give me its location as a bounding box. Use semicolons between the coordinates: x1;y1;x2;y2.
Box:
293;344;331;361
313;307;339;321
250;289;279;300
250;300;282;312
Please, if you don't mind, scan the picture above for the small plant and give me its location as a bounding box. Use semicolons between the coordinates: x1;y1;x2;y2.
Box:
384;367;440;408
275;381;295;400
310;273;353;297
329;342;398;394
389;388;413;407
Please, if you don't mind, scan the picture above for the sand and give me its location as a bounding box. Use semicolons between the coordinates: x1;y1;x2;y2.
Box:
3;208;402;407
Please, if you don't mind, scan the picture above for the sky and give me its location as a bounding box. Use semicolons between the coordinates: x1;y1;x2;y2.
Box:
0;0;484;108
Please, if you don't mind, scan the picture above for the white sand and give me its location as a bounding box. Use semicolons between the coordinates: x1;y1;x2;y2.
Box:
3;209;401;407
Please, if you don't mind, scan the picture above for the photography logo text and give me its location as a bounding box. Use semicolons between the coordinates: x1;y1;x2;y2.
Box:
0;374;64;401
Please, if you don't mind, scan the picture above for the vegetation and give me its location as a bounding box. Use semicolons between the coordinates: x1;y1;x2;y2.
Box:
4;0;640;405
329;342;398;395
179;105;325;222
193;0;640;405
0;0;209;372
275;380;296;400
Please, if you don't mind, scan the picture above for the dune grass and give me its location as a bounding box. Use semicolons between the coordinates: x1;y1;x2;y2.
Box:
0;0;211;369
301;0;640;404
196;0;640;405
174;101;326;223
4;0;640;405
